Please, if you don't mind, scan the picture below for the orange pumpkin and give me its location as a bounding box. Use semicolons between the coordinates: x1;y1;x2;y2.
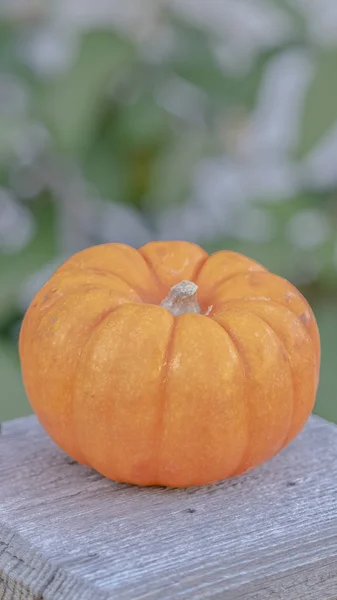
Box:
19;241;320;487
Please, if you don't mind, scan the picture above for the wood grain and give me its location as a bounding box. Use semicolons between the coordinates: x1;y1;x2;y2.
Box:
1;415;337;599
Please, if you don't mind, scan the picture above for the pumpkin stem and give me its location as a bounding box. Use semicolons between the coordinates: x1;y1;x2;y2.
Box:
160;280;202;316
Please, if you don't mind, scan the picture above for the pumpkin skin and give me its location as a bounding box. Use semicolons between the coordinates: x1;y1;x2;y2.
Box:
19;241;320;487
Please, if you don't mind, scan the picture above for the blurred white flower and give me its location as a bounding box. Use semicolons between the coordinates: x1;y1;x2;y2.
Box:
8;166;45;200
243;50;313;157
157;202;219;242
19;25;79;77
232;207;275;243
301;123;337;189
96;200;152;247
155;76;207;123
242;159;298;201
170;0;293;60
295;0;337;45
0;187;35;253
193;158;247;213
10;122;50;166
140;24;176;63
286;209;331;249
157;159;250;243
0;0;45;19
54;0;163;41
194;156;297;210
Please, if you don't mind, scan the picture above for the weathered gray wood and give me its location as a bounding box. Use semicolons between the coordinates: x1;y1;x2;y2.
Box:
1;415;337;600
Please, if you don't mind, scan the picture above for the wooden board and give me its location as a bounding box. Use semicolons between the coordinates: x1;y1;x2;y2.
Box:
1;415;337;600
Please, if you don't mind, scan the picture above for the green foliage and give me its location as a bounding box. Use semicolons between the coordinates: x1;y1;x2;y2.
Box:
297;47;337;157
272;0;307;32
84;91;171;206
37;31;135;153
1;2;337;422
170;18;275;111
0;338;31;421
0;198;56;328
313;301;337;423
147;131;205;212
206;196;337;288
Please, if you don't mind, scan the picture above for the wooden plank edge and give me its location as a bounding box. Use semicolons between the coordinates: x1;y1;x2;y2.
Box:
0;523;107;600
227;556;337;600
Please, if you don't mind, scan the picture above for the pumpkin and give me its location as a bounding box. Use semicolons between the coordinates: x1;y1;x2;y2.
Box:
19;241;320;487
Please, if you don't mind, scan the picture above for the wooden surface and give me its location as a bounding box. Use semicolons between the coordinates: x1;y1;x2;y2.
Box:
1;416;337;600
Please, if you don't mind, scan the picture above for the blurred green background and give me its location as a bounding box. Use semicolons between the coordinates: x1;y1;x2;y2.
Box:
0;0;336;423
